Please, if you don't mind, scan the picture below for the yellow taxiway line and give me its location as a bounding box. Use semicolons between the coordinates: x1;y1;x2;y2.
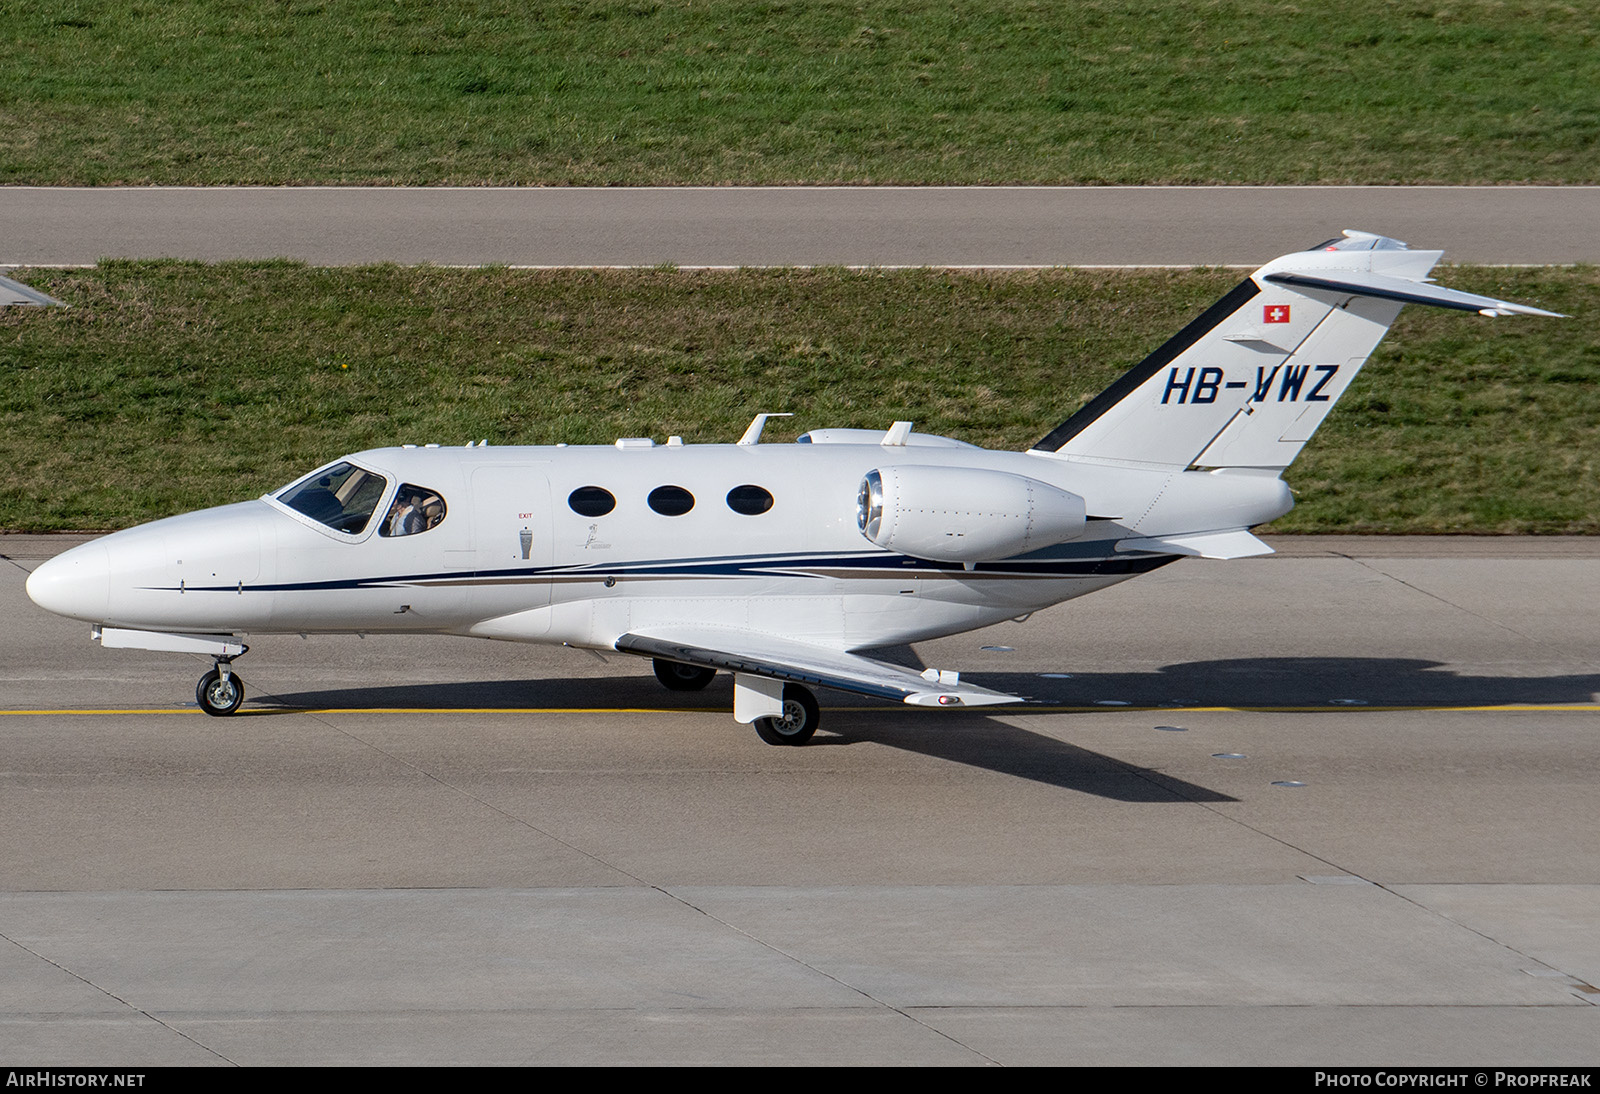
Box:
2;703;1598;717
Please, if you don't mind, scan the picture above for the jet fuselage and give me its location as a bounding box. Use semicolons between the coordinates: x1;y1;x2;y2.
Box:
27;439;1290;653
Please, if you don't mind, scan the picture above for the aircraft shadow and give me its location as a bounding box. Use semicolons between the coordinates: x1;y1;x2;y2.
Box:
817;655;1600;801
965;656;1600;710
259;672;1232;803
818;711;1236;802
260;655;1600;716
260;674;679;713
256;655;1599;803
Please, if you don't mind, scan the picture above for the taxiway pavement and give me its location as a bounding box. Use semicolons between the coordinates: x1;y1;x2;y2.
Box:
5;186;1600;268
2;535;1597;1065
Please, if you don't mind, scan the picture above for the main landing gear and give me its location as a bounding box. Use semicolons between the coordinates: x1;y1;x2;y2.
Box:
196;654;246;716
753;684;820;747
652;658;717;692
649;659;821;745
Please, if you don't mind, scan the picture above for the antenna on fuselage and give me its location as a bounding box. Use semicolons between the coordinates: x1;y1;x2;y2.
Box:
738;413;793;446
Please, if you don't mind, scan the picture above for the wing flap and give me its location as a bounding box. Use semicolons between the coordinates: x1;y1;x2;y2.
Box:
616;627;1021;708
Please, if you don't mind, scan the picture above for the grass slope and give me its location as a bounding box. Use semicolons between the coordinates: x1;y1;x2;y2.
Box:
2;263;1592;533
3;0;1597;184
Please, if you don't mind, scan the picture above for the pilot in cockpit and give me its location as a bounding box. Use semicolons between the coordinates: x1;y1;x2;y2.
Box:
386;493;426;537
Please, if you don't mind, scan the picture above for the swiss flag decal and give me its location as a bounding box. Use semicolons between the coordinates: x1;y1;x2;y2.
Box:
1263;304;1291;324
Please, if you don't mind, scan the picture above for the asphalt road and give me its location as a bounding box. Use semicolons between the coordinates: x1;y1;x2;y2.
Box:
5;186;1600;268
3;535;1597;1065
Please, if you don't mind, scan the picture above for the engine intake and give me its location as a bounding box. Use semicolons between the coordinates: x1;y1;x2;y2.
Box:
857;466;1087;563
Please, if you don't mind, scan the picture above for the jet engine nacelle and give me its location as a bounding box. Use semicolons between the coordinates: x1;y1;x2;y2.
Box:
857;466;1087;563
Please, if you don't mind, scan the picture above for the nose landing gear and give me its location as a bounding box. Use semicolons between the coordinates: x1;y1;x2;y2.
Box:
196;652;247;716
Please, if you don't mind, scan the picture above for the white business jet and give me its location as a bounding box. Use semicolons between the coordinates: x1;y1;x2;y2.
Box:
26;232;1561;743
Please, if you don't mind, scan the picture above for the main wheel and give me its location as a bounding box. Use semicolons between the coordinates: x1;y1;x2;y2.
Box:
753;684;820;746
653;659;716;692
196;668;245;716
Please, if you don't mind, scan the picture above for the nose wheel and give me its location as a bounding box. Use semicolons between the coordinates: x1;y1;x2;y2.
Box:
196;660;245;716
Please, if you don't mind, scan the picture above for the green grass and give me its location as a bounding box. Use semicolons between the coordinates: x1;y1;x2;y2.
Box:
1;262;1592;533
3;1;1597;185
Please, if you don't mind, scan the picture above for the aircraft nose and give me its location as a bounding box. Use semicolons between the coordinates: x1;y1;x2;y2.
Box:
26;542;111;622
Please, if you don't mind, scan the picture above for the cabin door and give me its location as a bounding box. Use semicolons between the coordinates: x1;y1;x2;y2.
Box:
470;464;555;619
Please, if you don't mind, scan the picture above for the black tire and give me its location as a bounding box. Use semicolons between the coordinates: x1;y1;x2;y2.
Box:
653;659;716;692
753;684;820;746
196;668;244;716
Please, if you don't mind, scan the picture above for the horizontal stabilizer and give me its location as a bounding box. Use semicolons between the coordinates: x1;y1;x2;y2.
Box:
1264;270;1565;317
616;627;1021;708
0;273;64;308
1114;529;1274;560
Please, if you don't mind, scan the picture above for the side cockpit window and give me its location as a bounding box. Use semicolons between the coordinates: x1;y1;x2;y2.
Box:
278;462;389;535
380;484;447;538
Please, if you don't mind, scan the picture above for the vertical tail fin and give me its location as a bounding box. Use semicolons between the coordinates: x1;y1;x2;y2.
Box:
1030;231;1561;472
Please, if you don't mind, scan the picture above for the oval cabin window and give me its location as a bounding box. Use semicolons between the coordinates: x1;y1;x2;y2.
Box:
726;485;774;516
647;485;695;516
568;486;616;517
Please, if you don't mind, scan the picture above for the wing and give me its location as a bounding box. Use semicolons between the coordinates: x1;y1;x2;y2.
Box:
615;626;1021;709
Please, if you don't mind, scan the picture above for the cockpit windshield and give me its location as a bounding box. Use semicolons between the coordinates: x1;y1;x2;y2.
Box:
276;462;389;534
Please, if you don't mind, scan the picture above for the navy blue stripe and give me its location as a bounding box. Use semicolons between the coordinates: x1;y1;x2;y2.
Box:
165;549;1177;594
